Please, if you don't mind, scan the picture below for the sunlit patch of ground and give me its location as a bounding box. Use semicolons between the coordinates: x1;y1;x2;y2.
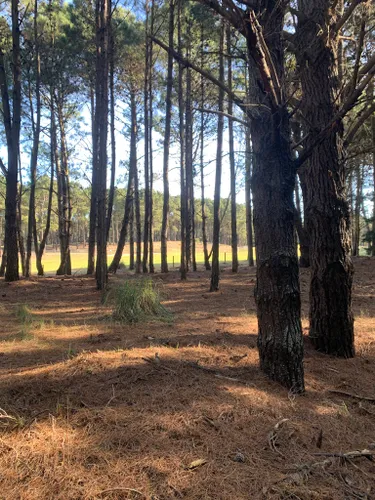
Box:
0;258;374;499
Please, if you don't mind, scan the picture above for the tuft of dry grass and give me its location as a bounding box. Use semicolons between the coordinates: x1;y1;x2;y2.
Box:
0;258;374;499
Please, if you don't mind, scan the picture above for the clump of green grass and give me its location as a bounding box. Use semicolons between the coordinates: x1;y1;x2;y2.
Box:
111;278;171;324
15;304;33;325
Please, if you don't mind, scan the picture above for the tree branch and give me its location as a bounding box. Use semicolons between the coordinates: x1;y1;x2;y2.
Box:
193;107;250;127
344;102;375;145
334;0;366;33
0;157;7;177
151;35;268;117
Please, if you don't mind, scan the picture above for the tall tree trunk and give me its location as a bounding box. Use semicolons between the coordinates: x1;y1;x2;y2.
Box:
352;162;362;256
227;26;238;273
36;127;54;276
106;26;116;242
142;0;151;273
25;0;41;278
161;0;174;273
296;0;354;357
132;92;141;274
199;24;210;271
108;89;137;273
87;85;97;274
245;128;254;267
210;22;224;292
56;96;72;276
0;0;21;282
185;18;193;271
178;0;187;280
95;0;110;290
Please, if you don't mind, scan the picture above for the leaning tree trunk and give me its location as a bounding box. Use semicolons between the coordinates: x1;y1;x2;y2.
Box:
108;89;137;273
296;0;354;357
210;22;224;292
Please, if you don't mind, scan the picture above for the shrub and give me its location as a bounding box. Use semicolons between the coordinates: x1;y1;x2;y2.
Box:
111;278;171;324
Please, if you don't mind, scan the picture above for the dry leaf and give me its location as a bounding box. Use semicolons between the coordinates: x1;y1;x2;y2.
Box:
186;458;208;470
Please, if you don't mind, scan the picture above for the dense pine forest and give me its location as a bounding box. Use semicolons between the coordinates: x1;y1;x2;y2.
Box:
0;0;375;498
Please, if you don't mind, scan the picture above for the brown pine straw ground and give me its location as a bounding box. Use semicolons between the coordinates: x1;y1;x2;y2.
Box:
0;257;375;500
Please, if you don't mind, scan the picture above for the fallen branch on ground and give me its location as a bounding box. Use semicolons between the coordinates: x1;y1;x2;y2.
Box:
328;390;375;403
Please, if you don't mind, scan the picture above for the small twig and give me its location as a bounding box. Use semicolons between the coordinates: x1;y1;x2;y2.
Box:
313;449;374;461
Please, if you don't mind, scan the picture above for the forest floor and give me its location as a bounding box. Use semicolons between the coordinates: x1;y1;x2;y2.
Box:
0;258;375;499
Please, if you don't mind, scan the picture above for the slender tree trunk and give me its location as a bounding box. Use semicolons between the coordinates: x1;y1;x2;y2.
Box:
108;89;137;273
0;0;21;282
161;0;174;273
132;92;141;274
17;180;25;277
199;25;210;271
178;0;187;280
129;201;135;270
95;0;110;290
296;0;354;357
142;0;151;273
227;26;238;273
352;163;362;256
185;19;193;270
210;22;224;292
245;129;254;267
36;110;55;275
106;27;116;242
87;85;97;274
25;0;41;278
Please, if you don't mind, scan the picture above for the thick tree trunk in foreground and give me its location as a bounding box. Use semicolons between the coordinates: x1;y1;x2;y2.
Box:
210;22;224;292
245;4;304;391
296;0;354;357
0;0;21;282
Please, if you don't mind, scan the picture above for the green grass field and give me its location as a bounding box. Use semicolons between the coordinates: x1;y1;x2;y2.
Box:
30;244;252;274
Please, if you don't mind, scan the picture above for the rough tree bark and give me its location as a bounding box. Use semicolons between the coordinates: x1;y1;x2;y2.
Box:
296;0;354;357
95;0;110;290
0;0;21;282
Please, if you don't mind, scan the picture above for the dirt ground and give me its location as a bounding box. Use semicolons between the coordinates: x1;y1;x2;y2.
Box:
0;258;374;500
